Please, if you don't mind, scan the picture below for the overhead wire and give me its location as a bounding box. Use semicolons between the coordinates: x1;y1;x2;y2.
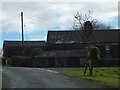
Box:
2;2;60;38
25;2;58;17
24;14;53;25
2;14;20;25
2;2;58;25
23;2;59;35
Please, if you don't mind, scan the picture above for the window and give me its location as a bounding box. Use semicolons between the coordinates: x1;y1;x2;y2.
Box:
105;45;110;51
105;44;111;60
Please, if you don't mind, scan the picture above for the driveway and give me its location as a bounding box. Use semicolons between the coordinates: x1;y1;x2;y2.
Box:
2;67;101;88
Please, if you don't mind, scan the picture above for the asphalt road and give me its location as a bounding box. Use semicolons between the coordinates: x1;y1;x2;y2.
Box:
2;67;101;88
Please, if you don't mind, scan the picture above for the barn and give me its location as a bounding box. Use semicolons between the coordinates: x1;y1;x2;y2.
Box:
3;29;120;67
46;29;120;60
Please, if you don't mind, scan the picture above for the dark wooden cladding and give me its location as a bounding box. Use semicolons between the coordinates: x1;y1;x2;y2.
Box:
3;41;46;57
2;29;120;67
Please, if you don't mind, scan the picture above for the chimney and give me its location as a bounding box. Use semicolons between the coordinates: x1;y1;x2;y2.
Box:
84;21;93;33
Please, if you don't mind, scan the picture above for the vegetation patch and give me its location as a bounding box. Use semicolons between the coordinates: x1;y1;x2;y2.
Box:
11;56;32;67
32;48;42;56
64;67;120;88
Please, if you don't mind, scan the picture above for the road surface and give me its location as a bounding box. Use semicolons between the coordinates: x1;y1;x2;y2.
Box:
2;67;101;88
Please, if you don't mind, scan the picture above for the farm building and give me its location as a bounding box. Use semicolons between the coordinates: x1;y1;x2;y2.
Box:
3;29;120;67
3;41;46;57
2;41;46;65
33;50;86;67
33;29;120;67
47;30;120;59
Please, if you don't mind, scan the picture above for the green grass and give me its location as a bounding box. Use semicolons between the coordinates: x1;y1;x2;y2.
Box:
64;67;120;88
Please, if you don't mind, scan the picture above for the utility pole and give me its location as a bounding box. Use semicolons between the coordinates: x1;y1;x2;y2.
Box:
21;12;24;54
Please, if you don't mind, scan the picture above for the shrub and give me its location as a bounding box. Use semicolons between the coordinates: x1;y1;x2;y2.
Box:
11;56;32;67
89;46;100;61
32;48;42;56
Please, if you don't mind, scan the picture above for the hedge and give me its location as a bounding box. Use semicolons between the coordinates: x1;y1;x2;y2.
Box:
11;56;32;67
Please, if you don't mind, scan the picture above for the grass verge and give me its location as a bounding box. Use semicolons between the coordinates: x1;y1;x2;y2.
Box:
64;67;120;88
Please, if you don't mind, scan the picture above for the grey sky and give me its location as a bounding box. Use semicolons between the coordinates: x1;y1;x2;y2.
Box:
0;0;119;48
1;1;118;34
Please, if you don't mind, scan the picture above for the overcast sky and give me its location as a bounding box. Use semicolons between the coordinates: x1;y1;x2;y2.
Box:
0;0;119;49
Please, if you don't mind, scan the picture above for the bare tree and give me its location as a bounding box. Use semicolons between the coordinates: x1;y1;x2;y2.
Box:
72;10;111;30
72;10;106;76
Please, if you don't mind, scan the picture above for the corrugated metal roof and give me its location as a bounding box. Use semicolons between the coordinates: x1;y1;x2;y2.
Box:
47;29;120;44
3;41;46;47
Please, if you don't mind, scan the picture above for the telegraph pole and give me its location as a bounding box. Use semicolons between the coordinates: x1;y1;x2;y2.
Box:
21;12;24;54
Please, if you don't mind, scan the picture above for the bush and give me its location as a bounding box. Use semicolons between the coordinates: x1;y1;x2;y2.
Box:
11;56;32;67
32;48;42;56
90;46;100;61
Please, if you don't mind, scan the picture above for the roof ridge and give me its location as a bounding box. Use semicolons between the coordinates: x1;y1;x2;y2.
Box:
48;29;120;32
